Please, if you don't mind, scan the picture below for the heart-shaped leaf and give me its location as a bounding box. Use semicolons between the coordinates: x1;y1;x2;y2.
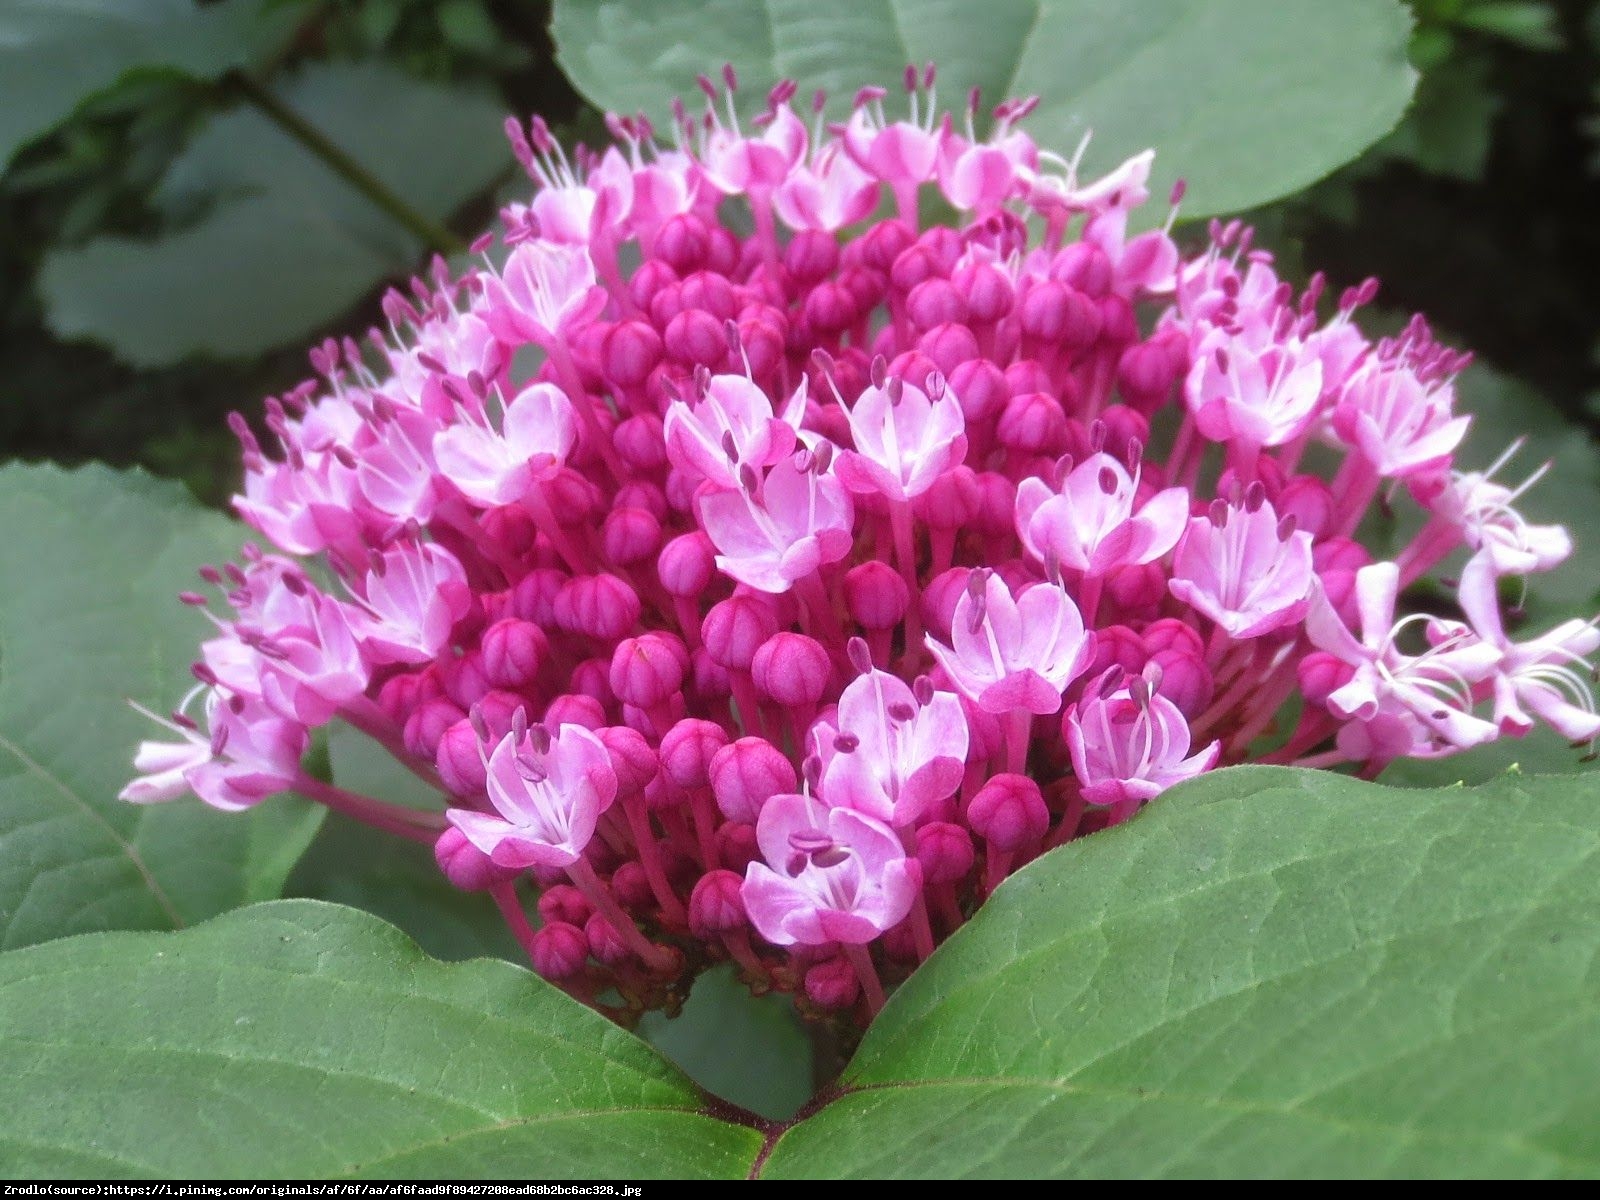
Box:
0;900;760;1177
550;0;1417;218
0;463;321;949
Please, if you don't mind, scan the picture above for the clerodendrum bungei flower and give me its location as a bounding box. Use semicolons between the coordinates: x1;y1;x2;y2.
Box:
125;63;1599;1027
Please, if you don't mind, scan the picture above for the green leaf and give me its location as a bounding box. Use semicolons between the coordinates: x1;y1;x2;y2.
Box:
0;463;321;949
550;0;1417;218
763;766;1600;1178
0;0;283;169
38;62;512;366
1455;1;1562;50
640;964;814;1122
0;900;761;1177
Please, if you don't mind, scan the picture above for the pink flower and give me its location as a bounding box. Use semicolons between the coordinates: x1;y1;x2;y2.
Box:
742;792;920;946
773;140;880;232
1015;451;1188;578
663;373;804;489
1185;332;1324;450
433;382;577;507
1333;360;1470;479
1168;490;1315;640
1064;667;1219;805
697;452;855;593
925;570;1091;714
481;241;607;346
351;541;472;664
447;718;618;869
1430;443;1572;578
841;72;947;190
122;693;305;813
1307;562;1501;757
835;371;967;502
820;662;968;827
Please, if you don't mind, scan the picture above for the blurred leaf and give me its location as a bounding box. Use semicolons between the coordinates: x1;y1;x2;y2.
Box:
38;62;512;366
437;0;500;54
0;0;287;170
1379;51;1499;178
0;463;322;949
551;0;1417;219
1455;1;1562;50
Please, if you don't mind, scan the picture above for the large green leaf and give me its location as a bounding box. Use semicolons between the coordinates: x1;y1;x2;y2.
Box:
0;463;321;949
551;0;1417;218
764;766;1600;1178
39;62;512;366
0;0;282;169
0;900;761;1177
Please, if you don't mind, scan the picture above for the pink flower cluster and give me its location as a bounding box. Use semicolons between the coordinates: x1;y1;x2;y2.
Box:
125;66;1598;1022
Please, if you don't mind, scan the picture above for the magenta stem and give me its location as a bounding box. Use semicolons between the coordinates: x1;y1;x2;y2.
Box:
844;942;887;1016
566;855;674;973
620;794;688;926
292;774;443;844
490;882;542;963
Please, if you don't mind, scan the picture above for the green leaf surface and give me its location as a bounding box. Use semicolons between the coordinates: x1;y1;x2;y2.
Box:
0;463;321;949
38;62;511;366
551;0;1417;218
0;0;282;169
0;900;761;1178
764;766;1600;1178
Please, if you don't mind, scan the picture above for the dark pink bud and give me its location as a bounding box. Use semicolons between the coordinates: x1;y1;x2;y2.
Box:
947;358;1010;426
1106;561;1167;616
659;718;730;790
906;278;968;330
689;869;747;937
752;633;830;706
602;321;664;389
921;567;972;640
529;922;590;981
1277;475;1335;538
1142;618;1204;660
597;724;659;797
439;654;490;711
557;574;641;641
537;883;593;927
997;391;1068;455
479;504;538;559
967;773;1050;852
435;718;488;796
1148;650;1213;719
614;412;668;472
1089;624;1145;677
890;244;942;293
691;646;732;701
715;820;759;871
1019;281;1102;350
655;212;710;272
1299;651;1354;707
481;618;548;689
610;861;655;910
916;821;975;884
709;736;796;823
705;224;740;274
569;657;615;707
658;532;716;598
802;281;859;335
953;260;1014;323
629;258;678;311
665;308;730;368
545;692;606;730
1116;336;1184;412
404;698;466;760
972;471;1018;538
1051;240;1113;297
858;218;915;273
434;826;519;892
584;910;633;965
509;568;569;626
915;464;981;531
615;480;668;520
376;671;425;725
844;561;910;630
602;507;662;565
679;270;737;320
737;314;786;379
785;228;840;284
702;595;780;670
609;632;688;708
804;956;861;1010
917;322;981;374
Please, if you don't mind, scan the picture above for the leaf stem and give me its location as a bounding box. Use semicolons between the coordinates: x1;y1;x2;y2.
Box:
223;69;465;257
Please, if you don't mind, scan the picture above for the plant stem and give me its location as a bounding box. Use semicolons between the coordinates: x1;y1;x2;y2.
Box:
223;69;465;257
